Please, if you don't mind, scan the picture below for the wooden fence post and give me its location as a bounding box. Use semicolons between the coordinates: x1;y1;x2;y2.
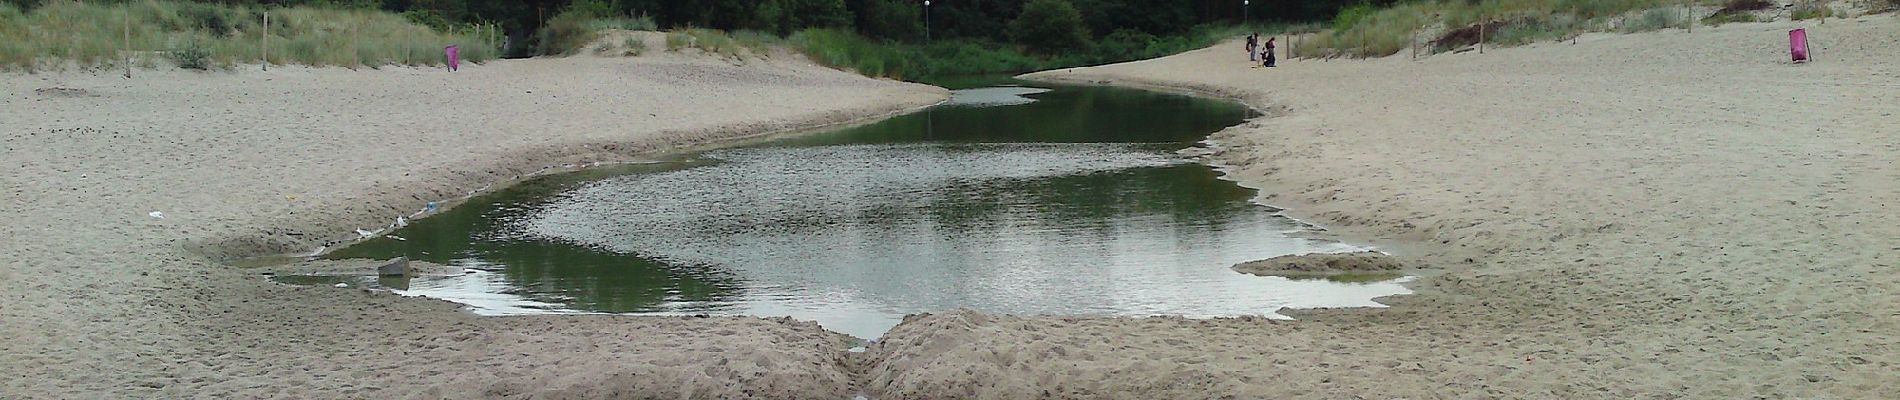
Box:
123;5;131;78
1479;19;1486;54
262;11;269;71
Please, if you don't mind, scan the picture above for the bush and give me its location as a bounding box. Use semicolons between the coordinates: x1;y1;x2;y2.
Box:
851;0;923;42
1094;29;1158;63
1008;0;1091;54
1791;3;1832;19
753;0;853;35
1701;11;1758;25
170;41;211;70
624;36;648;56
1332;2;1377;32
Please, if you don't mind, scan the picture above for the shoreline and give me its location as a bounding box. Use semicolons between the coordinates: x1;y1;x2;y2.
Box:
1;52;948;398
861;16;1899;398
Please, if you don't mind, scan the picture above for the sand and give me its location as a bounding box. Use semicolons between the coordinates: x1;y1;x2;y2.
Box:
7;17;1899;398
0;49;943;398
852;15;1899;398
1231;251;1404;277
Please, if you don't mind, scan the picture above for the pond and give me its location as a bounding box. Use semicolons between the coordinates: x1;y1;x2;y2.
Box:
305;81;1411;339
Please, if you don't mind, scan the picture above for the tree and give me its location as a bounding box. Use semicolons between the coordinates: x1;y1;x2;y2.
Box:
1008;0;1090;54
846;0;922;42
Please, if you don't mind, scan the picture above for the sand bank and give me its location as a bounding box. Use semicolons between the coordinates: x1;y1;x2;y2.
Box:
857;17;1900;398
0;50;943;398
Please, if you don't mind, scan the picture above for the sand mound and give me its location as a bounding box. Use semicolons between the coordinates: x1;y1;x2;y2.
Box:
581;30;668;57
1230;251;1404;277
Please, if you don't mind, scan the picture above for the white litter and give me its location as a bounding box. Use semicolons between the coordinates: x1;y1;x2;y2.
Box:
387;235;407;241
147;211;164;219
333;283;348;288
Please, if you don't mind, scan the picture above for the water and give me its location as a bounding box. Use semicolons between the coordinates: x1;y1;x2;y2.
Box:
309;82;1411;339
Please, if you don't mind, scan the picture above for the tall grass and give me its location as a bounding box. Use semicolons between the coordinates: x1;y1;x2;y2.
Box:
0;0;495;72
663;28;782;60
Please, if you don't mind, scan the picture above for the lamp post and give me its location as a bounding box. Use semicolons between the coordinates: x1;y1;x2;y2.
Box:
924;0;931;44
1243;0;1249;24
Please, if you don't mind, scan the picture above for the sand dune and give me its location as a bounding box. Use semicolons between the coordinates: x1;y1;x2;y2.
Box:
0;52;943;398
858;16;1899;398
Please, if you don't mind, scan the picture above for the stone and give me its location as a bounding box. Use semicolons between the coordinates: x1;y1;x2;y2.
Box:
377;257;409;276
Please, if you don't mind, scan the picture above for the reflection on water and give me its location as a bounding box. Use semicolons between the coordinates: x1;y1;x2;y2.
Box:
315;82;1411;339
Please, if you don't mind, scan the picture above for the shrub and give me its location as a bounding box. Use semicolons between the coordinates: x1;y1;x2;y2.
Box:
1791;3;1832;19
624;36;647;56
1008;0;1090;54
1701;11;1758;25
170;41;210;69
1332;2;1377;32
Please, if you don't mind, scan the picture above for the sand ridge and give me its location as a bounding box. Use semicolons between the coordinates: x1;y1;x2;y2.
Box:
0;50;944;398
854;16;1900;398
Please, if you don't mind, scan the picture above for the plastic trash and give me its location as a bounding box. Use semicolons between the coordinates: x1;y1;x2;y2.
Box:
148;211;164;219
355;229;375;238
333;283;349;288
425;201;439;212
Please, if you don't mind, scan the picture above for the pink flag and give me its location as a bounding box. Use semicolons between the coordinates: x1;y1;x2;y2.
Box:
445;45;460;71
1789;29;1809;63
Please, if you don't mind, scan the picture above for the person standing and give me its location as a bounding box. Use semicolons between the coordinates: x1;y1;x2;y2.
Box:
1246;33;1258;61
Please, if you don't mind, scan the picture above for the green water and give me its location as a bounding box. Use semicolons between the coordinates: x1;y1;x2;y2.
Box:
311;82;1410;339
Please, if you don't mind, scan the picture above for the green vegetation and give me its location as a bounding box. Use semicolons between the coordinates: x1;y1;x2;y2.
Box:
1621;6;1687;32
0;0;495;72
1299;0;1722;58
1008;0;1091;54
1791;2;1833;20
661;28;782;59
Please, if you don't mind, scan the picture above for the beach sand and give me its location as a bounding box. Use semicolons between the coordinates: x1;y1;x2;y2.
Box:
857;16;1898;398
0;51;943;398
6;16;1898;398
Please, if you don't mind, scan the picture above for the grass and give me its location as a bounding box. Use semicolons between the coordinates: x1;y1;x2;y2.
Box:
622;36;647;56
1791;2;1833;20
1701;10;1760;25
1299;0;1726;58
1621;6;1688;32
664;28;782;60
0;0;495;72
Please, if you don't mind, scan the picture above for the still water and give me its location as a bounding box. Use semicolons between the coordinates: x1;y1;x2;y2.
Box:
312;82;1410;339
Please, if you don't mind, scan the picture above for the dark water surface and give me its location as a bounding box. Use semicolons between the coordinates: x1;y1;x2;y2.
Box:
313;82;1409;339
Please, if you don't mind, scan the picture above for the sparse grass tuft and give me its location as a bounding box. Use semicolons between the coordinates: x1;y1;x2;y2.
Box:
623;36;647;56
1620;6;1687;33
1791;2;1833;19
662;28;781;60
1701;11;1759;25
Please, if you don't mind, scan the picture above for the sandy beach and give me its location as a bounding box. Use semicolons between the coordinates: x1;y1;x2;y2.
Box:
1;50;943;398
5;15;1897;398
862;16;1896;398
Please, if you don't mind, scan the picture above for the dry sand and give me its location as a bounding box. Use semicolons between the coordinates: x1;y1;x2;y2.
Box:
6;17;1898;398
858;16;1899;398
1;49;943;398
